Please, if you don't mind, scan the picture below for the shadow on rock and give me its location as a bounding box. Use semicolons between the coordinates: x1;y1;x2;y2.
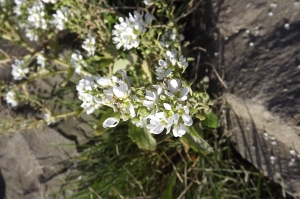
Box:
0;170;5;199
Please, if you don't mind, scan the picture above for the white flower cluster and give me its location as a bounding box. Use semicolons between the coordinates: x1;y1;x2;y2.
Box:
27;1;47;30
14;0;26;16
143;78;192;137
37;54;46;68
50;7;69;31
76;70;134;116
12;0;69;41
112;11;154;50
76;50;192;137
70;52;87;74
11;59;29;80
159;30;185;48
6;91;18;107
17;0;48;41
155;49;188;80
142;50;191;137
82;35;96;56
0;0;7;10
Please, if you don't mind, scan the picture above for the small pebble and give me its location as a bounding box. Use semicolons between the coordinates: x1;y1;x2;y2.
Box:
246;29;250;34
254;26;260;36
284;23;290;30
268;12;273;17
263;132;268;140
271;136;277;145
290;149;297;156
249;42;254;47
270;156;276;164
270;3;277;9
271;141;277;145
289;158;296;166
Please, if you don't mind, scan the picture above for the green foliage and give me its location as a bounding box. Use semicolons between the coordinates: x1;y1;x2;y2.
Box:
128;123;157;151
203;112;220;128
182;125;214;154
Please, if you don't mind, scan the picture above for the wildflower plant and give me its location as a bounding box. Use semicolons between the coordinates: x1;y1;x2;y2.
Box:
0;0;222;197
0;0;216;148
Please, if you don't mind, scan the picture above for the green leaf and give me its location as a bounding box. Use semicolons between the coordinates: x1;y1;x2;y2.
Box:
181;125;213;154
95;108;117;136
112;58;131;74
162;173;176;199
126;53;138;65
128;123;157;151
202;112;219;128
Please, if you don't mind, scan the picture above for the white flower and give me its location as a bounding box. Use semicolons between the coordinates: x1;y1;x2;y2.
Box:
165;79;189;101
70;52;87;74
143;0;152;5
146;111;174;134
155;59;172;80
178;55;188;69
37;54;46;68
42;0;56;3
112;11;150;50
76;76;96;92
44;113;56;125
11;59;29;80
166;50;177;66
112;81;129;99
128;103;136;118
51;7;69;31
172;124;187;137
28;4;47;30
96;76;112;87
6;91;18;107
76;76;101;114
82;35;96;56
159;31;184;48
25;28;38;41
143;85;163;109
13;0;26;16
103;117;119;128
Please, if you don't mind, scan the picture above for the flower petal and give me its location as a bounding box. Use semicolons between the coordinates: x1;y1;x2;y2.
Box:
103;117;119;128
163;103;172;110
179;87;189;98
173;124;186;137
182;114;193;126
150;123;165;134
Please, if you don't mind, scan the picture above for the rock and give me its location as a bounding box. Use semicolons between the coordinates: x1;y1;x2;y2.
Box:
215;0;300;197
0;127;78;199
0;39;90;199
